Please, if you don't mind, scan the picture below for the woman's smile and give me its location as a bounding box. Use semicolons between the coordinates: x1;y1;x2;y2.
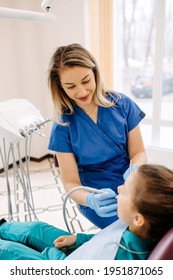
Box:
77;93;90;102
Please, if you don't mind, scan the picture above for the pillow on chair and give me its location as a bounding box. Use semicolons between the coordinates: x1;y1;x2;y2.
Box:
148;227;173;260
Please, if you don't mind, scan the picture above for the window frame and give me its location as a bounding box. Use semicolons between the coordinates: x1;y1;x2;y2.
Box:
112;0;173;150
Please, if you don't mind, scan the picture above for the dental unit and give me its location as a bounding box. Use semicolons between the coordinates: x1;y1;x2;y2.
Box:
0;99;52;221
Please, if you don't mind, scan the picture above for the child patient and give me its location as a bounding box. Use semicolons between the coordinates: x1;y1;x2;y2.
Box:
0;164;173;260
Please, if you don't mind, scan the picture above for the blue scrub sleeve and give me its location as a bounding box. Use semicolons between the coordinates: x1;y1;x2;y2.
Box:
48;122;73;152
121;94;145;132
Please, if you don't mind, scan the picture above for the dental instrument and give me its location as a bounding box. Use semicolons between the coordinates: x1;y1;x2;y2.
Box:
63;186;108;233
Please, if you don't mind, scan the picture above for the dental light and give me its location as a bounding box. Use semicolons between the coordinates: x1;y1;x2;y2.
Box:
0;0;56;22
41;0;56;11
0;99;52;222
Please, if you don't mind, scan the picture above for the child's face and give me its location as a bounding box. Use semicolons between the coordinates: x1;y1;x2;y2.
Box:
117;171;139;226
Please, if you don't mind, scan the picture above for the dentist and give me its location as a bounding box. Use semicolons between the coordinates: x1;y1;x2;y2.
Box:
48;43;147;229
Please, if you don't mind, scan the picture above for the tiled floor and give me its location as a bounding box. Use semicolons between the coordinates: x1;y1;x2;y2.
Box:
0;157;97;234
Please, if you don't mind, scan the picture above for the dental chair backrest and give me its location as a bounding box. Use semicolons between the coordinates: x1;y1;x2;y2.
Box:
148;227;173;260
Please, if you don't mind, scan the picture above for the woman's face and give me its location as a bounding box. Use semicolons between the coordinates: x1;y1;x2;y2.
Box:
60;66;96;108
117;171;139;226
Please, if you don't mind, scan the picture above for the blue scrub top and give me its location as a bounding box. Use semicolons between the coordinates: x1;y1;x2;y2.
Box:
48;92;145;193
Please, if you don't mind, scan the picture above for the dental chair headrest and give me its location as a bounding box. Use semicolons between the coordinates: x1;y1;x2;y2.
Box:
148;227;173;260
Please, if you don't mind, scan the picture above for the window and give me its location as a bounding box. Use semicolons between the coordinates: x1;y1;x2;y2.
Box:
113;0;173;150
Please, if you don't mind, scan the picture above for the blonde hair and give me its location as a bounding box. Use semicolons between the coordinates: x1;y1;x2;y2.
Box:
48;43;114;124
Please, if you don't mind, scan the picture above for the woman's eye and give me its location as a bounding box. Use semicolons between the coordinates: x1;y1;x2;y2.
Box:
67;85;75;89
82;79;90;84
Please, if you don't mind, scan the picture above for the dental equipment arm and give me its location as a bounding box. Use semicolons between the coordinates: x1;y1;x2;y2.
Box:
0;1;56;22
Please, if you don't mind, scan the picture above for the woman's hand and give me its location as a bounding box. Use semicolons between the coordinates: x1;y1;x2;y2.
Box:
54;235;77;252
86;188;117;217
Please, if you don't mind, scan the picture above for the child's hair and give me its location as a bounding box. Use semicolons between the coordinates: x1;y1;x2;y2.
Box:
134;164;173;241
48;43;114;124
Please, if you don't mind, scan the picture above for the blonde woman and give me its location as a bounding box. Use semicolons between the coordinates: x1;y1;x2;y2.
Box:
48;43;147;229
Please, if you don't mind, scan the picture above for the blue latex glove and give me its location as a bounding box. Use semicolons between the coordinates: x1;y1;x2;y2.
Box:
123;164;138;181
86;188;117;217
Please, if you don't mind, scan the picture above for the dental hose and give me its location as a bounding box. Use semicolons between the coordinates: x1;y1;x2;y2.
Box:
63;186;106;233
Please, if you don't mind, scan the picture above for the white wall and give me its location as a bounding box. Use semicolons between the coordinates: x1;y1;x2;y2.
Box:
146;146;173;169
0;0;88;160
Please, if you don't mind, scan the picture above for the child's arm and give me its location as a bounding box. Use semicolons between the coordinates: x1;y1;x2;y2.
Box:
54;233;95;252
54;235;76;252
